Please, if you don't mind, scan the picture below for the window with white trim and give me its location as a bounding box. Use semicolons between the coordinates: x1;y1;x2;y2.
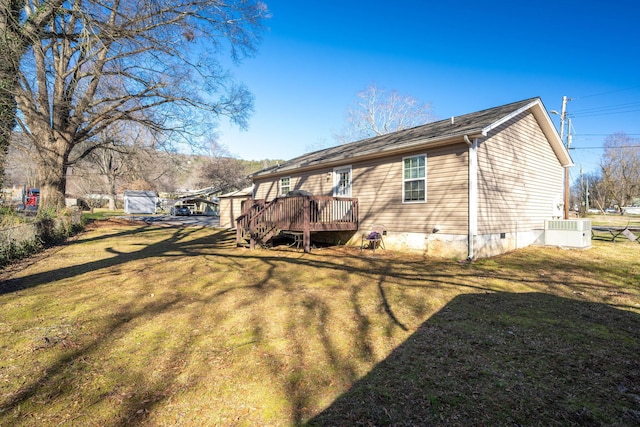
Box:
403;155;426;203
279;177;291;196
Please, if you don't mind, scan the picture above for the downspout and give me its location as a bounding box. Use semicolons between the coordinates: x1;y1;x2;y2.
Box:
464;135;478;260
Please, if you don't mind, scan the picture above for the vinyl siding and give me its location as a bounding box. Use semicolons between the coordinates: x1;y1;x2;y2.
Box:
253;144;469;235
353;145;468;234
219;196;249;229
477;111;564;234
253;179;278;200
252;111;563;240
254;172;332;200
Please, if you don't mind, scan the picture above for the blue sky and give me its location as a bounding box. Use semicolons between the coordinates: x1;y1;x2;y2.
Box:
217;0;640;177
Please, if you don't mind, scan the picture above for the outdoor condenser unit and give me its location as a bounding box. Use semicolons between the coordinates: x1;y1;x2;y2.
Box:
544;219;592;248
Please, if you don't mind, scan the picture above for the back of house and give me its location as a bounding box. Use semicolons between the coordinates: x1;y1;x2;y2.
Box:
245;97;572;258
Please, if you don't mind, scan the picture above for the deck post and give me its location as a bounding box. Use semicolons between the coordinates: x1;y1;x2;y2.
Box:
249;216;256;250
303;197;311;253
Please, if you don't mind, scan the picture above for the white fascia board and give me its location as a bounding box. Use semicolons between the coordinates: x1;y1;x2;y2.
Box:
481;99;540;136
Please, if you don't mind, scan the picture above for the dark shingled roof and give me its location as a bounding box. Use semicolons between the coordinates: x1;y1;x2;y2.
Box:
252;97;547;177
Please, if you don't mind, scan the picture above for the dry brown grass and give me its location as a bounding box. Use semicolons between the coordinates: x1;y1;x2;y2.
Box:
0;220;639;426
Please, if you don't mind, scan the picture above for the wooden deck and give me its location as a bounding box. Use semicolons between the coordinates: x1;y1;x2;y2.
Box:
236;196;359;252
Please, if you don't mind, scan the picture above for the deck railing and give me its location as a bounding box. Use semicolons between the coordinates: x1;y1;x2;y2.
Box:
236;196;358;252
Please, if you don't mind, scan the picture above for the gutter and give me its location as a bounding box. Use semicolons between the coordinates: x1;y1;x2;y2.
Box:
464;135;478;261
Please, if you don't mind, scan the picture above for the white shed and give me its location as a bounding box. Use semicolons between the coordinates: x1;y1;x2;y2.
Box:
123;190;158;214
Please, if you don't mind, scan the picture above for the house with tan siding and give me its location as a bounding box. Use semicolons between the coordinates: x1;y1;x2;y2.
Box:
242;97;572;259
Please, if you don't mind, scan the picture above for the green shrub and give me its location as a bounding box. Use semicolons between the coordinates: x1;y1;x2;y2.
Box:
0;208;84;267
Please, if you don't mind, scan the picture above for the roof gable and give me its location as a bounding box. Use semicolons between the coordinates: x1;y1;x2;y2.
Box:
252;97;571;178
219;186;254;198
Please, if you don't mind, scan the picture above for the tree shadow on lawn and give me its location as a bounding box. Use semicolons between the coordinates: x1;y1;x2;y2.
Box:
307;292;640;427
0;225;237;296
2;225;639;425
1;221;634;306
0;287;204;426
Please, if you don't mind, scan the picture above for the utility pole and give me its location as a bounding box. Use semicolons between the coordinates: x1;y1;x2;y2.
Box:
580;164;589;213
580;164;583;213
559;95;568;141
557;96;571;219
585;176;589;212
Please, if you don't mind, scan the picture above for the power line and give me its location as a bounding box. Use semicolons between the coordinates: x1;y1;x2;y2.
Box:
560;87;640;121
573;85;640;100
570;145;640;150
571;100;640;114
572;107;640;118
575;133;640;136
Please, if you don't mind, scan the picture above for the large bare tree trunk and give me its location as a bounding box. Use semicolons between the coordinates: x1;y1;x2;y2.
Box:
37;136;69;210
1;0;66;191
107;171;118;210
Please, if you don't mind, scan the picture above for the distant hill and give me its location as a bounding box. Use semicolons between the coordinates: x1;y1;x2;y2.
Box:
3;132;283;195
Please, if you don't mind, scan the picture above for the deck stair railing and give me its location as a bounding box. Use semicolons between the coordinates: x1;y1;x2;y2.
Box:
236;199;269;247
236;196;358;252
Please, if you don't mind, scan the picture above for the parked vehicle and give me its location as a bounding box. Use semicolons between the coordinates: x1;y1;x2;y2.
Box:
171;205;191;216
16;187;39;211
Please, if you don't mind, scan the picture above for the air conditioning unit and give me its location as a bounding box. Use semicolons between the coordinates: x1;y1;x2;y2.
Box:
544;219;591;248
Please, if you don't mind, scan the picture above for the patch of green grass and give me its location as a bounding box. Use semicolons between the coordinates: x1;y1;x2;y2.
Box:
0;223;638;426
588;213;640;227
81;209;125;221
0;208;29;227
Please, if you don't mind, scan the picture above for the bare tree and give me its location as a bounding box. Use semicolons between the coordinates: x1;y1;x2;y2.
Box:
335;84;436;144
600;132;640;209
572;171;609;214
585;172;609;212
71;131;135;210
12;0;268;211
198;141;250;193
125;147;185;193
4;132;39;190
73;141;201;208
0;1;67;191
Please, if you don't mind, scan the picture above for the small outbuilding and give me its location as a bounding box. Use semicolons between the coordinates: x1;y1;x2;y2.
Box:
218;186;253;228
123;190;158;214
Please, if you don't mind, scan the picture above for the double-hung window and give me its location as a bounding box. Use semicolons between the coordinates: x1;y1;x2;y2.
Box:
279;177;291;196
403;155;426;203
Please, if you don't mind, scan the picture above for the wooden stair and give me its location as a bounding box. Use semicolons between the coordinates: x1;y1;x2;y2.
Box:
236;196;359;252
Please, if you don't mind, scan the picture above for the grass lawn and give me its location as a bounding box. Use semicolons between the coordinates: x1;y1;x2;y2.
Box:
0;219;639;426
81;208;127;221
